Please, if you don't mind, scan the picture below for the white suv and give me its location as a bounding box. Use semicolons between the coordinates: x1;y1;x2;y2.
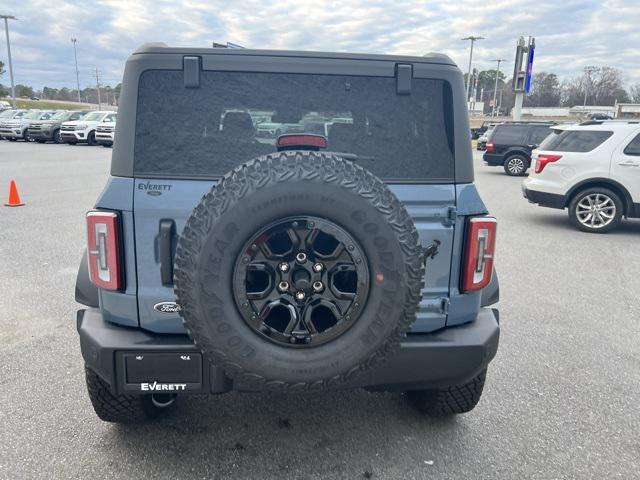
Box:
523;121;640;233
60;111;115;146
94;112;117;147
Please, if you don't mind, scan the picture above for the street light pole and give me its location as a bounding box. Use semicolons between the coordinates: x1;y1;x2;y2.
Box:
462;36;484;106
1;14;17;108
491;58;506;117
71;38;81;103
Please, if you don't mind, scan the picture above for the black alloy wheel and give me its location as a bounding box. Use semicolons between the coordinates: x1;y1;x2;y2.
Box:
233;216;369;347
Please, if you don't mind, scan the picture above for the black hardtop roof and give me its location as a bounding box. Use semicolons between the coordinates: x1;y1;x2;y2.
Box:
132;42;456;67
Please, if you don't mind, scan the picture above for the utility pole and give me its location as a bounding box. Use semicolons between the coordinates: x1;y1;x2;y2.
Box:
1;14;17;108
94;68;102;109
462;36;484;107
491;58;506;117
583;66;598;113
71;38;81;103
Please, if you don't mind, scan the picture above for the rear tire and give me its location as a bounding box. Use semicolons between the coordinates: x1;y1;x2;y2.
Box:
406;370;487;417
84;368;175;423
568;187;623;233
503;154;528;176
52;129;61;144
87;131;97;146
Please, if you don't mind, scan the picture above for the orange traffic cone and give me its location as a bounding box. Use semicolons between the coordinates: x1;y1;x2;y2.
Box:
4;179;25;207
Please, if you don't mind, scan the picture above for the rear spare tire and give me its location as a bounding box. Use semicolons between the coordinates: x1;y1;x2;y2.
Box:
174;152;424;391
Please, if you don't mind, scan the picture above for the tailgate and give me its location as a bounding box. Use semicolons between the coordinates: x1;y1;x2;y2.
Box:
133;179;455;334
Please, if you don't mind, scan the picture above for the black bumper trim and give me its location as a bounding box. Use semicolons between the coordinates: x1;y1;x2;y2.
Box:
77;307;499;395
522;187;566;209
482;153;504;166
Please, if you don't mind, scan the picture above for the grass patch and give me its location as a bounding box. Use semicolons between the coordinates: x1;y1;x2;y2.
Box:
3;98;97;110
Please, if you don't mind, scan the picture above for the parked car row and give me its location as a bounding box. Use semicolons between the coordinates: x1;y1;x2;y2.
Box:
474;118;640;233
476;123;497;150
470;120;494;140
0;109;116;147
523;120;640;233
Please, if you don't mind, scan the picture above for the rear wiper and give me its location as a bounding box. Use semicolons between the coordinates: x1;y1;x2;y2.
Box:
330;151;375;162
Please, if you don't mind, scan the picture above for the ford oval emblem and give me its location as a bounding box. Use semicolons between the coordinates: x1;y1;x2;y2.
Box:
147;190;162;196
153;302;181;314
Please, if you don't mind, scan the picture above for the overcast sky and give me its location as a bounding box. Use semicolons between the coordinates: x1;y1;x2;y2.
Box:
1;0;639;90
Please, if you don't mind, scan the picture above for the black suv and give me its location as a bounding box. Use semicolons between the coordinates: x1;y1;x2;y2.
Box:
75;44;500;423
483;121;555;176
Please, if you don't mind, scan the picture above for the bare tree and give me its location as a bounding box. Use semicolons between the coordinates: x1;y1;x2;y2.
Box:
524;72;561;107
562;67;629;106
629;83;640;103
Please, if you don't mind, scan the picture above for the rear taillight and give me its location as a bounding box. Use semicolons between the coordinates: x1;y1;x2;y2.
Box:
86;211;123;290
462;216;497;292
485;142;494;152
534;154;562;174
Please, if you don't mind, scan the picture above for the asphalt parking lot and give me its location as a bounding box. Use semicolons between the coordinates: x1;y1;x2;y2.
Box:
1;140;639;479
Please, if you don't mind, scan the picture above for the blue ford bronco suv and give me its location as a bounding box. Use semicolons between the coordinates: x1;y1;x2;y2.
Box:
76;44;500;423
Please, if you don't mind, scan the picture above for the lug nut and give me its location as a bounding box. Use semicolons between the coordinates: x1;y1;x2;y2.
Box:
313;262;323;272
312;281;324;292
296;252;307;264
278;281;289;292
279;262;290;272
295;291;306;301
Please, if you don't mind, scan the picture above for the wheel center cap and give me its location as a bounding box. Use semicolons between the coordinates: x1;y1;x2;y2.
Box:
292;267;311;291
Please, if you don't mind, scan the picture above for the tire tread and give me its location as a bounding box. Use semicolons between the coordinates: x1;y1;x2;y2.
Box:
85;368;159;423
407;370;487;417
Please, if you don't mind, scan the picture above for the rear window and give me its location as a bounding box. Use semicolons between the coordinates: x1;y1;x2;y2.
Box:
134;70;455;181
539;130;613;152
490;125;528;144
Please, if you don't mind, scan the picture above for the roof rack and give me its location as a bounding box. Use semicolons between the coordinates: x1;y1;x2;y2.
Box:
579;120;640;126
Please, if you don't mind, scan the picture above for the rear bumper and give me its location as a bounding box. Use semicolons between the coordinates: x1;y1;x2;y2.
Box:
483;152;503;166
77;307;500;395
522;186;566;209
